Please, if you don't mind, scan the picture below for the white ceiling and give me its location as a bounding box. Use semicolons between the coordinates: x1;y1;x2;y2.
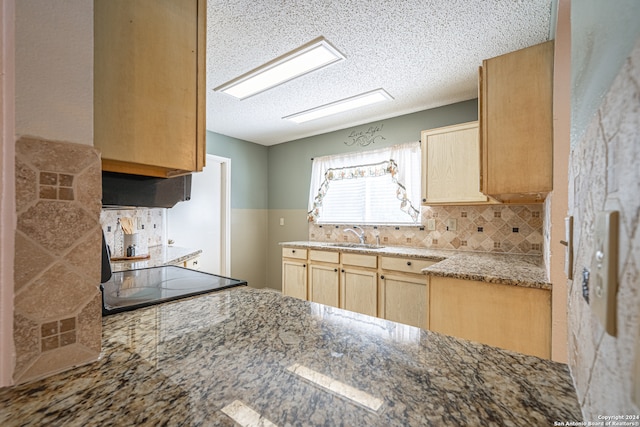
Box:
206;0;554;146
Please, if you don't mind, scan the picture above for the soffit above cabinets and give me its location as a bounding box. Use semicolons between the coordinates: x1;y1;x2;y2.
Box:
206;0;555;146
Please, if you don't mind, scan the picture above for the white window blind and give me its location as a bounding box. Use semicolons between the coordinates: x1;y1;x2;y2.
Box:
308;142;421;225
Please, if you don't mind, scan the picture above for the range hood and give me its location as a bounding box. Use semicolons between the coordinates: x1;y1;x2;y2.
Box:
102;172;192;208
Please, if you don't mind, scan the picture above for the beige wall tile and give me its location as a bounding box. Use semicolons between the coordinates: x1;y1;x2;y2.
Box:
15;263;97;321
13;137;102;384
77;294;102;353
568;38;640;416
13;232;54;292
308;204;544;255
231;209;269;288
12;313;39;376
18;201;96;254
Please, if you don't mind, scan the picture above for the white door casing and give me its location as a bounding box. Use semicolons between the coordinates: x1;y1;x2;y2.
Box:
167;154;231;276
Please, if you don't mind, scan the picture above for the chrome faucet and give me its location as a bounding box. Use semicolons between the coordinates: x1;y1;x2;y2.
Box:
344;226;366;244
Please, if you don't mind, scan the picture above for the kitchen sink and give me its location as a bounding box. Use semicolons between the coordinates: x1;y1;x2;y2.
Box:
323;242;385;250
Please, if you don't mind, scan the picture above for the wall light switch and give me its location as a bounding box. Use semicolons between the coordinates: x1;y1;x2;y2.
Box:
426;219;436;231
563;216;574;280
590;210;619;336
279;217;285;226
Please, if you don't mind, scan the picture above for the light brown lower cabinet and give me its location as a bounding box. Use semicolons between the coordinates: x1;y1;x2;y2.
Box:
309;263;340;307
428;276;551;358
282;260;307;300
379;273;428;329
341;267;378;317
282;248;308;300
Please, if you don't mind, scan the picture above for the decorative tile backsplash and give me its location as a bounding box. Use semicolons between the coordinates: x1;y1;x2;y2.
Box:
100;208;165;255
14;136;102;384
310;204;543;255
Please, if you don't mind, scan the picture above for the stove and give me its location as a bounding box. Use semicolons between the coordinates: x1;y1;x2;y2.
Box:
100;265;247;315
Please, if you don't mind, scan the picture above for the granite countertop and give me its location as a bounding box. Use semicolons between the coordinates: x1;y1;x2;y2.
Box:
111;245;202;273
0;288;581;426
280;241;550;290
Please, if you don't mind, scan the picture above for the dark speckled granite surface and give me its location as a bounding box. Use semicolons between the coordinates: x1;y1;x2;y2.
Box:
0;288;581;426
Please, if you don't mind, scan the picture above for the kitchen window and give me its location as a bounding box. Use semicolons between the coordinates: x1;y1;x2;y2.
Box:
308;142;421;224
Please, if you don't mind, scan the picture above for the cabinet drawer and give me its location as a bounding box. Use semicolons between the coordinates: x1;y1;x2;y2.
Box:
341;253;377;269
282;248;307;260
309;250;339;263
380;257;436;274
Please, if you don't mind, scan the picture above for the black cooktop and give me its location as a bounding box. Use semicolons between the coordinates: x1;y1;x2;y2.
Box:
101;265;247;315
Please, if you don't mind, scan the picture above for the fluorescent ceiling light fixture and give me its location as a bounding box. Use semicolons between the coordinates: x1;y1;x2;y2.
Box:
283;89;393;124
214;37;345;99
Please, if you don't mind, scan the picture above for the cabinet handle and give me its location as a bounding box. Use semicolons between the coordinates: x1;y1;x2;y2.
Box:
334;268;338;272
407;261;412;266
303;264;306;268
341;269;345;273
193;260;198;265
292;249;296;253
381;275;385;280
422;198;427;203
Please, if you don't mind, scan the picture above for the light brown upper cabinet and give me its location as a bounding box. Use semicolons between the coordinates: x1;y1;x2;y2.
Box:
94;0;206;178
421;122;490;205
479;41;554;203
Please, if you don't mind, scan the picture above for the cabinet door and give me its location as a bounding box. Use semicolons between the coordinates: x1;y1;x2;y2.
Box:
340;268;377;317
429;276;551;358
480;41;553;202
309;264;340;308
95;0;205;177
421;122;488;204
379;274;427;329
282;260;307;301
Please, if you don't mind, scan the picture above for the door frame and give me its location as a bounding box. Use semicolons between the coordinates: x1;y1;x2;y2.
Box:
207;154;231;276
0;0;16;387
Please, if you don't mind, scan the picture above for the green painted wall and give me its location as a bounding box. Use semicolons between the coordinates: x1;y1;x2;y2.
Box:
267;99;478;210
206;132;268;209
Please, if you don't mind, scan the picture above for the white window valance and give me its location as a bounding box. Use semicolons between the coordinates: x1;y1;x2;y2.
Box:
308;142;421;224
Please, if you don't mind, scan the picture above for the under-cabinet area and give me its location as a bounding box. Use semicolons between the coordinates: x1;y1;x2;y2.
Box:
281;243;551;358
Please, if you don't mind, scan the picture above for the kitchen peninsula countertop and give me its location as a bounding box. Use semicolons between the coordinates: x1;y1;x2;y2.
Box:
111;245;202;273
0;288;581;426
280;241;550;290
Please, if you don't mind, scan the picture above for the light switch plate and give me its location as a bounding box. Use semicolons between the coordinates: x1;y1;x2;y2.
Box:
426;219;436;231
564;216;574;279
590;211;619;336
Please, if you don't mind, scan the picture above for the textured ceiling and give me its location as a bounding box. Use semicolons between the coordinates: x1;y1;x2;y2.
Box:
206;0;554;146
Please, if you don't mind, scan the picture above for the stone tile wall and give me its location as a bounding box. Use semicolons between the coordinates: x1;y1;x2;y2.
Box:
100;208;165;256
567;39;640;416
310;204;543;255
14;137;102;384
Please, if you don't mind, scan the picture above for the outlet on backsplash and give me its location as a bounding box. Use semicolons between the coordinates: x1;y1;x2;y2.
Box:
309;205;544;254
